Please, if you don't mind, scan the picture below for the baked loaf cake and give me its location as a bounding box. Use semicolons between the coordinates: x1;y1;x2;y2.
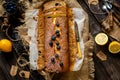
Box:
44;1;69;72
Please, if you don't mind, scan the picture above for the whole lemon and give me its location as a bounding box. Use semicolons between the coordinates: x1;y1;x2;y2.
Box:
0;39;12;52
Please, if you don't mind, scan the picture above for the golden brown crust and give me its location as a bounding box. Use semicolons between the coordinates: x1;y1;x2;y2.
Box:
37;9;45;70
68;8;78;71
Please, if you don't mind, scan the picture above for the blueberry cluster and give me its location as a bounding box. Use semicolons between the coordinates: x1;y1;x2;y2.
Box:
3;1;17;14
2;0;26;27
49;22;64;67
50;35;61;50
51;57;63;67
49;22;61;50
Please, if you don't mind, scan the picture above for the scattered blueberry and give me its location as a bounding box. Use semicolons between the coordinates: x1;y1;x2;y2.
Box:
51;58;55;63
55;3;59;6
56;23;60;27
57;45;61;50
55;54;59;58
56;42;59;46
56;33;60;37
39;51;41;53
51;36;56;41
47;16;51;18
49;41;53;47
55;30;60;34
59;62;63;67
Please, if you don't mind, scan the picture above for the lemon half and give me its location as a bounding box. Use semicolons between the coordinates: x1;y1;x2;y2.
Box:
95;33;108;45
109;41;120;54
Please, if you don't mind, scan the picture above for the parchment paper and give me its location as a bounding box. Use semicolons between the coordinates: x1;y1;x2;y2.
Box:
25;8;85;71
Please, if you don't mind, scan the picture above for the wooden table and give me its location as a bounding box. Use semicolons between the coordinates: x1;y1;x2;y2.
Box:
0;0;120;80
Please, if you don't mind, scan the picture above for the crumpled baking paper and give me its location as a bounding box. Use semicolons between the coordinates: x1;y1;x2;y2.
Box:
72;8;85;71
25;9;39;70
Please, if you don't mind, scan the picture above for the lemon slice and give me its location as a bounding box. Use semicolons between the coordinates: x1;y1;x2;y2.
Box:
109;41;120;54
0;39;12;52
95;33;108;45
